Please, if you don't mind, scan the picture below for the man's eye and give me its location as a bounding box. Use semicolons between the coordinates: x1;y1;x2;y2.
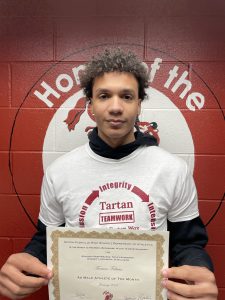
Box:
123;94;133;100
99;94;109;100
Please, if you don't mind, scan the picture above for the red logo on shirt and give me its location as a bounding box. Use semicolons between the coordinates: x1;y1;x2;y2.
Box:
78;181;156;229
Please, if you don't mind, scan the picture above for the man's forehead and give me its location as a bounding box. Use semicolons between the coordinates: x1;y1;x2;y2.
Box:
95;71;136;79
93;71;138;88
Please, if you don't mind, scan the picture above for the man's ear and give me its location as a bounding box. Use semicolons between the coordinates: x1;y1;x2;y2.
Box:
89;98;94;114
137;99;141;115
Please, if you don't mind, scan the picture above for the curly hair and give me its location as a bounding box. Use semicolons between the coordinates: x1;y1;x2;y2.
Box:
80;48;149;101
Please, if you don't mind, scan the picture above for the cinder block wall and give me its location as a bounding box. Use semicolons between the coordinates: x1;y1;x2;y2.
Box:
0;1;224;299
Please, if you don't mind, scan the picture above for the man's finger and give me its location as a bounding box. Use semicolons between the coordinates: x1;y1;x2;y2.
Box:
0;278;40;298
163;278;207;299
4;263;49;289
162;266;215;283
0;283;24;300
6;253;52;279
166;290;201;300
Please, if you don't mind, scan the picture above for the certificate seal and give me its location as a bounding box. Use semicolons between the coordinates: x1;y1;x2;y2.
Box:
103;291;113;300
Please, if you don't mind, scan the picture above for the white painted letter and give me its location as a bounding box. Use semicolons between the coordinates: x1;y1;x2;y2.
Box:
34;81;60;107
56;74;73;92
171;71;192;99
186;92;205;111
149;58;162;83
164;65;179;89
72;65;85;85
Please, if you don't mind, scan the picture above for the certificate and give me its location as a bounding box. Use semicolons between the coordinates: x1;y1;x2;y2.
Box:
47;228;169;300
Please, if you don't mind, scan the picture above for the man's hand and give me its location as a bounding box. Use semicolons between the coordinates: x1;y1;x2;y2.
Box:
162;265;218;300
0;253;53;299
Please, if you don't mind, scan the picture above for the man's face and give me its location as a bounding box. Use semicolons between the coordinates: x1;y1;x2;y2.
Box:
91;72;141;148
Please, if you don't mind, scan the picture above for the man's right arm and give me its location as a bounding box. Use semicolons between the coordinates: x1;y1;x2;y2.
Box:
0;220;52;299
0;252;52;300
23;219;65;264
0;160;66;299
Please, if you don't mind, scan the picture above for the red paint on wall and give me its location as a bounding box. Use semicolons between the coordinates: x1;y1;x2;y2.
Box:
0;1;224;299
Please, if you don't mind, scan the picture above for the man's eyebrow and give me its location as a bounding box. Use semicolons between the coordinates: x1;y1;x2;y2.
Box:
95;88;135;94
121;89;135;94
95;88;110;93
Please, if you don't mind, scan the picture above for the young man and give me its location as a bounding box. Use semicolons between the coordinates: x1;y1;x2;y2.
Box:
0;49;218;299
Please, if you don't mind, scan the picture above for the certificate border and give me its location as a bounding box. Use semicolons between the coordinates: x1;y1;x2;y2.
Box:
50;230;165;300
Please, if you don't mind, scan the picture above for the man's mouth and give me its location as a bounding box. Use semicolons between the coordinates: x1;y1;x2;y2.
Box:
107;119;125;126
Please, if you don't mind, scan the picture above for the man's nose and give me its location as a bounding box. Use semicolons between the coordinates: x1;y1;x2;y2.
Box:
108;96;123;114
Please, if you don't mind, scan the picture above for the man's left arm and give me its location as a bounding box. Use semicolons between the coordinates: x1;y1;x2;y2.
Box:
165;215;218;299
165;160;218;299
168;217;213;270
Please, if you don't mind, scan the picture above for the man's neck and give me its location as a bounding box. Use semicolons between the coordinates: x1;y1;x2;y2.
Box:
97;131;135;149
88;127;158;159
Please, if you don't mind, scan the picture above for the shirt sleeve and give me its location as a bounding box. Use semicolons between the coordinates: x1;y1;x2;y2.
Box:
168;217;214;272
23;219;65;264
168;162;199;222
39;169;65;226
23;219;47;264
